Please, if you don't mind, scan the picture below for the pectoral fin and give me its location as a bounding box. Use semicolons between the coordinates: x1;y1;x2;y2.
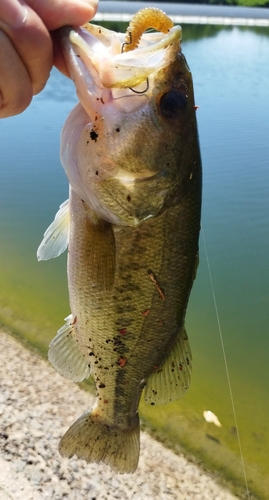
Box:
48;314;91;382
85;217;116;291
37;199;70;261
144;328;192;405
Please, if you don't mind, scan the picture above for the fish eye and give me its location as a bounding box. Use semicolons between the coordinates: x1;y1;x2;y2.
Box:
159;91;187;121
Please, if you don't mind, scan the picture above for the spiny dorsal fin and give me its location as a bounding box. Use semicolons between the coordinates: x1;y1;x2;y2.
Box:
37;199;70;261
48;314;91;382
144;327;192;405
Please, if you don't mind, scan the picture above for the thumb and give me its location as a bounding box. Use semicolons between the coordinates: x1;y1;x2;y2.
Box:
25;0;98;31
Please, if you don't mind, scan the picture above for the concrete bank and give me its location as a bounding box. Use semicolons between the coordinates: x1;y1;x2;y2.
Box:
0;331;239;500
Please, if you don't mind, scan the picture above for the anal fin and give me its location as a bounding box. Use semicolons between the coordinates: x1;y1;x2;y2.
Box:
48;314;91;382
144;327;192;405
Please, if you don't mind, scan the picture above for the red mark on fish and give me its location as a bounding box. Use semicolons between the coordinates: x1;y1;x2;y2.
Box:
141;309;150;316
147;270;165;300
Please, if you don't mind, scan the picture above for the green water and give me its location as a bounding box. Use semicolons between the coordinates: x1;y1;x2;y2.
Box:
0;24;268;499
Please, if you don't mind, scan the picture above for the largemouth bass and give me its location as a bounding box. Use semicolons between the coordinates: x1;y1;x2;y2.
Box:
38;8;202;473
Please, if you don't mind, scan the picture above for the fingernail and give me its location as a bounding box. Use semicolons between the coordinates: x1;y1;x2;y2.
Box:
81;0;99;9
1;0;28;29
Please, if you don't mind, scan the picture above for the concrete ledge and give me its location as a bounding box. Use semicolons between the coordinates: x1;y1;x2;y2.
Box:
96;1;269;26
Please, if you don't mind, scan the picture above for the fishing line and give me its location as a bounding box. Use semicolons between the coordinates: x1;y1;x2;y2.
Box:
201;226;250;500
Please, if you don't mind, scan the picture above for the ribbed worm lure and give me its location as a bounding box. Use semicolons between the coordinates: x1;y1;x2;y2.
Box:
122;7;174;53
122;8;174;94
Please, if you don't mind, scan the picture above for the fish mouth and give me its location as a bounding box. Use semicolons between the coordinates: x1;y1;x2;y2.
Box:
59;23;182;119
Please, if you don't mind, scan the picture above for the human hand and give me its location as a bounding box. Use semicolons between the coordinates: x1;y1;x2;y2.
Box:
0;0;98;118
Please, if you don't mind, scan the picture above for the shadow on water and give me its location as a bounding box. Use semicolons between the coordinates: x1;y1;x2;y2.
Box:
0;21;269;500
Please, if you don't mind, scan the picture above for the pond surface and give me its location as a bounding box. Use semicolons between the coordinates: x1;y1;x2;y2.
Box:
0;23;268;499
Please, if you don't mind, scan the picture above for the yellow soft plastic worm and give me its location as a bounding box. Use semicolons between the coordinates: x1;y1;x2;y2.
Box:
122;7;174;53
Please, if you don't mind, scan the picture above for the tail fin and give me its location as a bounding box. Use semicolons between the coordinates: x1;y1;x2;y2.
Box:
59;411;140;473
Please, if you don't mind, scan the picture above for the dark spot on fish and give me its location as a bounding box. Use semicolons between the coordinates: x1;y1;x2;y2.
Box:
95;171;98;176
151;402;155;406
119;328;127;335
101;97;104;104
116;127;120;132
94;360;98;364
127;195;131;202
89;352;94;356
113;337;124;347
90;129;98;142
115;317;133;328
104;400;109;404
99;383;106;389
115;283;140;294
121;294;133;302
116;304;135;314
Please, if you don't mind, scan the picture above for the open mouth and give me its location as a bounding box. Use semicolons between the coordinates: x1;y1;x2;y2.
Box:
59;18;182;117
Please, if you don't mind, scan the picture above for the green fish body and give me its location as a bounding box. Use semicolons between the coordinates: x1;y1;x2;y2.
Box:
38;12;202;473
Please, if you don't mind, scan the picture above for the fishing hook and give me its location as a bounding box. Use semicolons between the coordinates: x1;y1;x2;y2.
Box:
121;35;149;95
